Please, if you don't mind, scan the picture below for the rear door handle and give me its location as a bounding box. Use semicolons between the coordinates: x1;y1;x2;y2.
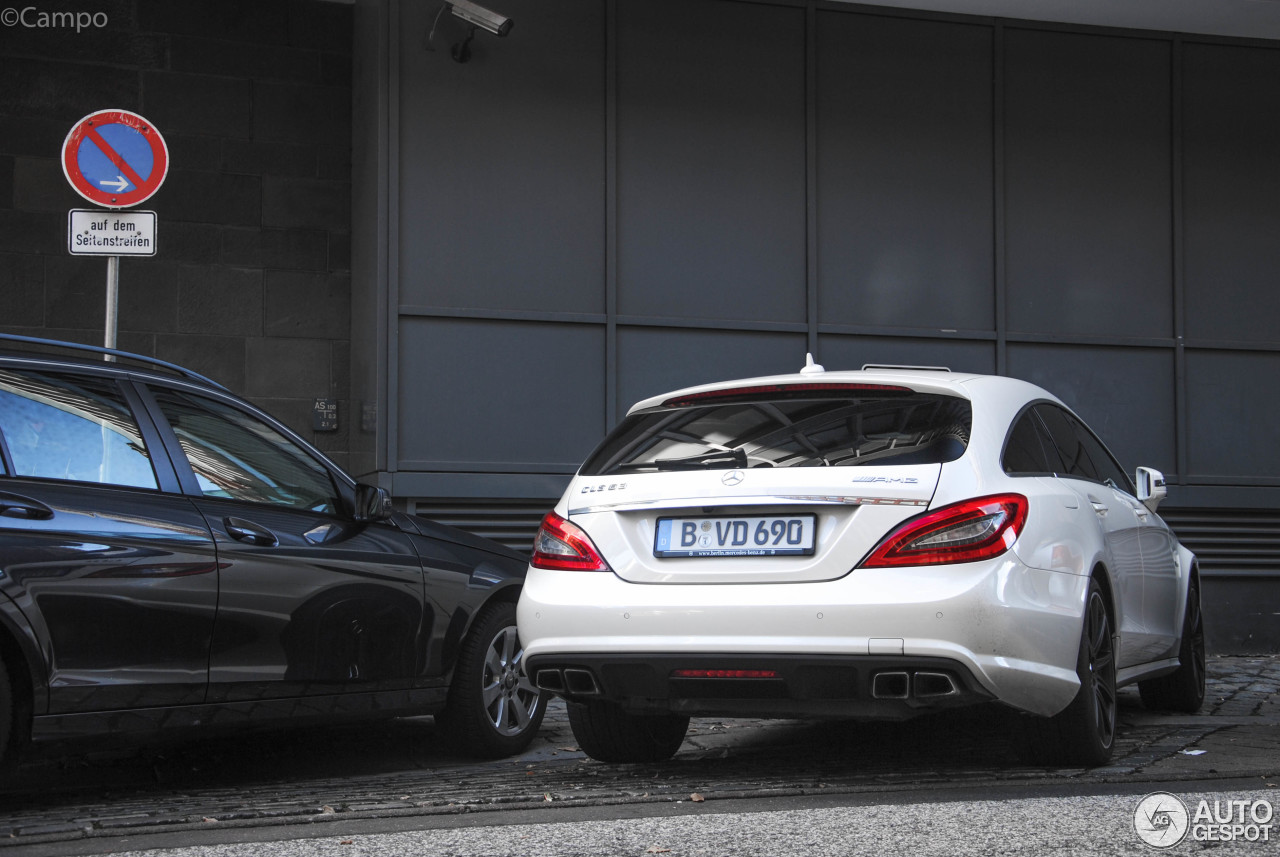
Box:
0;491;54;520
224;517;279;547
1089;499;1109;516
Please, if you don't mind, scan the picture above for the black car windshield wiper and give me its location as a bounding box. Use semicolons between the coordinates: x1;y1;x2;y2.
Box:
615;447;748;472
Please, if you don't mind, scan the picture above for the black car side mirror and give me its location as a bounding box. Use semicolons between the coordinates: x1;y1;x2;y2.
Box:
354;482;393;522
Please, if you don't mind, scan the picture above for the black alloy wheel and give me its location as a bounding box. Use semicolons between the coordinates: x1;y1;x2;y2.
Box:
1013;578;1116;767
1139;576;1206;713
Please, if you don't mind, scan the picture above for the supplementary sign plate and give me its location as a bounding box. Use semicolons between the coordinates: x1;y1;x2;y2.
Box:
68;209;157;256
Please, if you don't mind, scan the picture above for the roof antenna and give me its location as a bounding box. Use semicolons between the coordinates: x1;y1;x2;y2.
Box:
800;352;825;376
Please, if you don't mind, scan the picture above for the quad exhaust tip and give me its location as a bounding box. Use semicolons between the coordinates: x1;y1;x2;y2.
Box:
534;668;601;696
870;670;958;700
913;671;959;698
871;671;910;699
534;669;565;694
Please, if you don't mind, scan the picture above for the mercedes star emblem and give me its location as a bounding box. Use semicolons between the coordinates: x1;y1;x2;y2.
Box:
721;470;745;486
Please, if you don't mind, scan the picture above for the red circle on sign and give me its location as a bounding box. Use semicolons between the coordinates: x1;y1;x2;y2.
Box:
62;109;169;208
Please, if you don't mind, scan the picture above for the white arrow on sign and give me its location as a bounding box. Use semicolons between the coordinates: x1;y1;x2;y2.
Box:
98;175;131;191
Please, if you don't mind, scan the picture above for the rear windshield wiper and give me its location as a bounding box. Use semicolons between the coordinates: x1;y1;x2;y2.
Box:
615;447;748;472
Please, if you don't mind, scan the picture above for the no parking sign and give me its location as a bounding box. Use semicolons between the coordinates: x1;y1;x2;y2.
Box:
61;109;168;208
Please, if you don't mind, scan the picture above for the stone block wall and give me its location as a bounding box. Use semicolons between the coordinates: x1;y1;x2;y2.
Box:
0;0;354;468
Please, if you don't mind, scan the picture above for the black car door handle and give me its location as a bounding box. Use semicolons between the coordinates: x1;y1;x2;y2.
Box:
0;491;54;520
224;517;279;547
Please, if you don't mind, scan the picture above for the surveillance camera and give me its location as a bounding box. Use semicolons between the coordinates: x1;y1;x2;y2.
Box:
448;0;513;37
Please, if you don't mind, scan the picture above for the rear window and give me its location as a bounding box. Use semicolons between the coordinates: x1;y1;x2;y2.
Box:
581;392;971;476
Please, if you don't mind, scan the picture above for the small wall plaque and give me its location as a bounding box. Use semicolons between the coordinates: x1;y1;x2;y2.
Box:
312;398;338;432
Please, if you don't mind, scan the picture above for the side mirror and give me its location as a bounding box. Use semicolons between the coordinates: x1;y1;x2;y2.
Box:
1135;466;1167;512
354;482;393;522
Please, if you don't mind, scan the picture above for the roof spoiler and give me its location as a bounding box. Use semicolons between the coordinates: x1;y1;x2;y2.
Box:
861;364;952;372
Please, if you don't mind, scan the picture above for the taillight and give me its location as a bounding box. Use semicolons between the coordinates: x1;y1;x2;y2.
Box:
531;511;612;572
859;493;1028;568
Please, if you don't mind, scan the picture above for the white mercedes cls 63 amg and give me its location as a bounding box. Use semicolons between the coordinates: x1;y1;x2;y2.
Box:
517;358;1205;766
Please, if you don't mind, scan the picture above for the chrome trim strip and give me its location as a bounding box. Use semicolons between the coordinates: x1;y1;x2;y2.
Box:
569;494;928;515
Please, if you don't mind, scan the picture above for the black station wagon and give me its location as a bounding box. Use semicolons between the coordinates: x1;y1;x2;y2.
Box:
0;335;544;765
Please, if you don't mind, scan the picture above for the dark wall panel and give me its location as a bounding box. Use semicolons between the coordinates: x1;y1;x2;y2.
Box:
616;0;806;323
816;13;994;331
397;0;606;314
616;328;805;416
1006;344;1176;476
397;318;605;468
1183;44;1280;344
1004;30;1172;339
818;335;995;375
1185;350;1280;480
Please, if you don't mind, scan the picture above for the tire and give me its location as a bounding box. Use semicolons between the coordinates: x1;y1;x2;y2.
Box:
1014;579;1117;767
567;699;689;764
0;658;13;773
1139;576;1206;713
439;601;546;758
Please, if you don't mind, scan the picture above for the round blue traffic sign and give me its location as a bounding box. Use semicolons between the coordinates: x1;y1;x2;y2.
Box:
62;110;169;208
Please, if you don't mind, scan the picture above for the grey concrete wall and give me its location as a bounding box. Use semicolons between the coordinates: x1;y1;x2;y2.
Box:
0;0;354;468
369;0;1280;512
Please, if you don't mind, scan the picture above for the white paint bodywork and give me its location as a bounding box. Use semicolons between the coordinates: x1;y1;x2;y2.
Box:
518;366;1196;718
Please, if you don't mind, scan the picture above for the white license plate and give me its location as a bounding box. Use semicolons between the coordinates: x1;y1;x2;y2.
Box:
654;515;816;558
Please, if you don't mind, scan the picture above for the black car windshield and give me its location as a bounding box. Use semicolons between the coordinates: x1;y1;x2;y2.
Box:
581;392;971;475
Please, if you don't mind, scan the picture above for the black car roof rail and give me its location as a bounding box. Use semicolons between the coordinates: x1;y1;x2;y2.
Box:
0;333;227;390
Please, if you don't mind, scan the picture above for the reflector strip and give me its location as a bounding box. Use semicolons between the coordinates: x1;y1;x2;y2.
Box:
671;669;779;679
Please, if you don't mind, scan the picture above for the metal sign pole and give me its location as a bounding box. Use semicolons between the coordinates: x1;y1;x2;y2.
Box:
104;255;119;361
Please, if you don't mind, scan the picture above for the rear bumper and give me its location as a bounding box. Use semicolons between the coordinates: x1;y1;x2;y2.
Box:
524;652;992;719
517;557;1090;717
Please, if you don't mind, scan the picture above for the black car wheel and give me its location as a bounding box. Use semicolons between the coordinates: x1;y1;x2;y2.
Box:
1015;578;1117;767
440;601;545;758
567;699;689;764
1139;576;1206;713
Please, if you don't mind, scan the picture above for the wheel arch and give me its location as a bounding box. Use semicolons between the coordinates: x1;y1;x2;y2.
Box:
1088;562;1119;629
439;581;524;678
0;599;41;754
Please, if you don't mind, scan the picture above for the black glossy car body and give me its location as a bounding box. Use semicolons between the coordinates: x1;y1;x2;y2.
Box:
0;336;544;763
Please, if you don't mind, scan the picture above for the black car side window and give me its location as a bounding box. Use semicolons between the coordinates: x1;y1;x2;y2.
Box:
1035;404;1133;493
1035;405;1101;483
1068;414;1135;496
149;387;339;514
0;369;158;489
1003;409;1061;474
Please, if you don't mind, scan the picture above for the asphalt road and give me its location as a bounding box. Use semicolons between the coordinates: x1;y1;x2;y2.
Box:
99;786;1280;857
2;655;1276;856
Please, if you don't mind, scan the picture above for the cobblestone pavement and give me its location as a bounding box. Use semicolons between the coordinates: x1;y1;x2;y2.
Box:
1;656;1276;850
